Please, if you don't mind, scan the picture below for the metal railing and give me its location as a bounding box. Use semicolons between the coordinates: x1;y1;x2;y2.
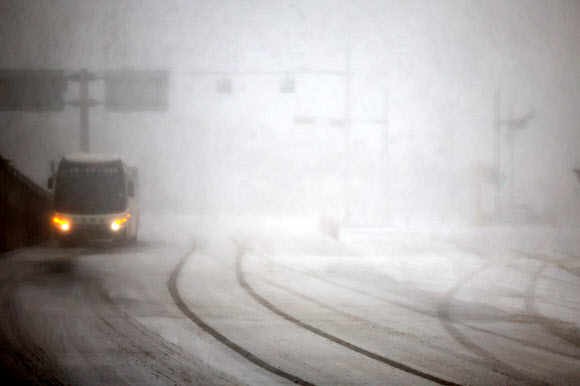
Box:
1;155;52;252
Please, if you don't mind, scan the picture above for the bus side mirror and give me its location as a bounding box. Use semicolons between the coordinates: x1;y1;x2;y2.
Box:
128;181;135;197
47;176;53;190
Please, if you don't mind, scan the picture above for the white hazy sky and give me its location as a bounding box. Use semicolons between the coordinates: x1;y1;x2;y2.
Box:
1;0;579;225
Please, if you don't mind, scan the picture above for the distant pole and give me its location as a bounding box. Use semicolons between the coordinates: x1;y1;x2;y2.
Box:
574;169;580;184
343;48;352;225
505;110;533;210
494;90;502;221
493;89;533;220
383;89;389;156
508;124;515;208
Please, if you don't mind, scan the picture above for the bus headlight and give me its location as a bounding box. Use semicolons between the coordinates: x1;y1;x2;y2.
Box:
52;217;70;232
111;215;130;231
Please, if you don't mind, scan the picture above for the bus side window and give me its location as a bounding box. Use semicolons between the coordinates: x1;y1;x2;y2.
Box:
127;180;135;197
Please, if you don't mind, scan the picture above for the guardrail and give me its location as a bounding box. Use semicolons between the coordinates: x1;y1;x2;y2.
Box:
1;155;52;253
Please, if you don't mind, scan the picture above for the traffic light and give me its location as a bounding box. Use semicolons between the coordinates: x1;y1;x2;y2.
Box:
0;70;66;111
104;70;168;111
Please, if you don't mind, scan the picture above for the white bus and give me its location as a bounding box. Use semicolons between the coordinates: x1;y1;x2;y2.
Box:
48;153;139;246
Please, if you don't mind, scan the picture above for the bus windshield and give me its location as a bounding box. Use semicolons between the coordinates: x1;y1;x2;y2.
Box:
54;163;126;214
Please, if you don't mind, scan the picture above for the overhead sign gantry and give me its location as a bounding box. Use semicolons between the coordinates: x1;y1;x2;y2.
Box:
0;68;169;152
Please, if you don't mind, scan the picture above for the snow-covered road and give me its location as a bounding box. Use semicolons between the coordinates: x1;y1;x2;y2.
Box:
0;215;578;384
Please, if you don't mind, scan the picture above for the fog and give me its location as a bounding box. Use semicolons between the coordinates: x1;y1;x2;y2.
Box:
1;0;579;228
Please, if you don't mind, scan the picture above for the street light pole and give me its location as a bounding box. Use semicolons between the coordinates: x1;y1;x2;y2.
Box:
493;90;533;221
503;111;533;209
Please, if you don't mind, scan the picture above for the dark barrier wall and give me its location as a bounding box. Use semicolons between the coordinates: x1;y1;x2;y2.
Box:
1;155;52;253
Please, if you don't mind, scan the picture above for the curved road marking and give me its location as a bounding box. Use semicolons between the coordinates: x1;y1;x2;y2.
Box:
167;245;313;385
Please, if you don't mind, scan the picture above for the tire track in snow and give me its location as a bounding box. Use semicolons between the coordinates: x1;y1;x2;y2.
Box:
525;264;580;348
514;249;580;280
2;248;231;384
168;245;313;385
256;252;580;362
0;251;79;384
499;249;580;349
92;277;235;384
236;245;459;385
436;261;542;385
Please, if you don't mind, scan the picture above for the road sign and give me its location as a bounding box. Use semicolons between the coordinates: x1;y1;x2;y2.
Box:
104;70;168;111
0;70;66;111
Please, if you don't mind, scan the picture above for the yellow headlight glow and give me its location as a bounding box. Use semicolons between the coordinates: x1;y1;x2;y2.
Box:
111;214;130;231
52;217;70;232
